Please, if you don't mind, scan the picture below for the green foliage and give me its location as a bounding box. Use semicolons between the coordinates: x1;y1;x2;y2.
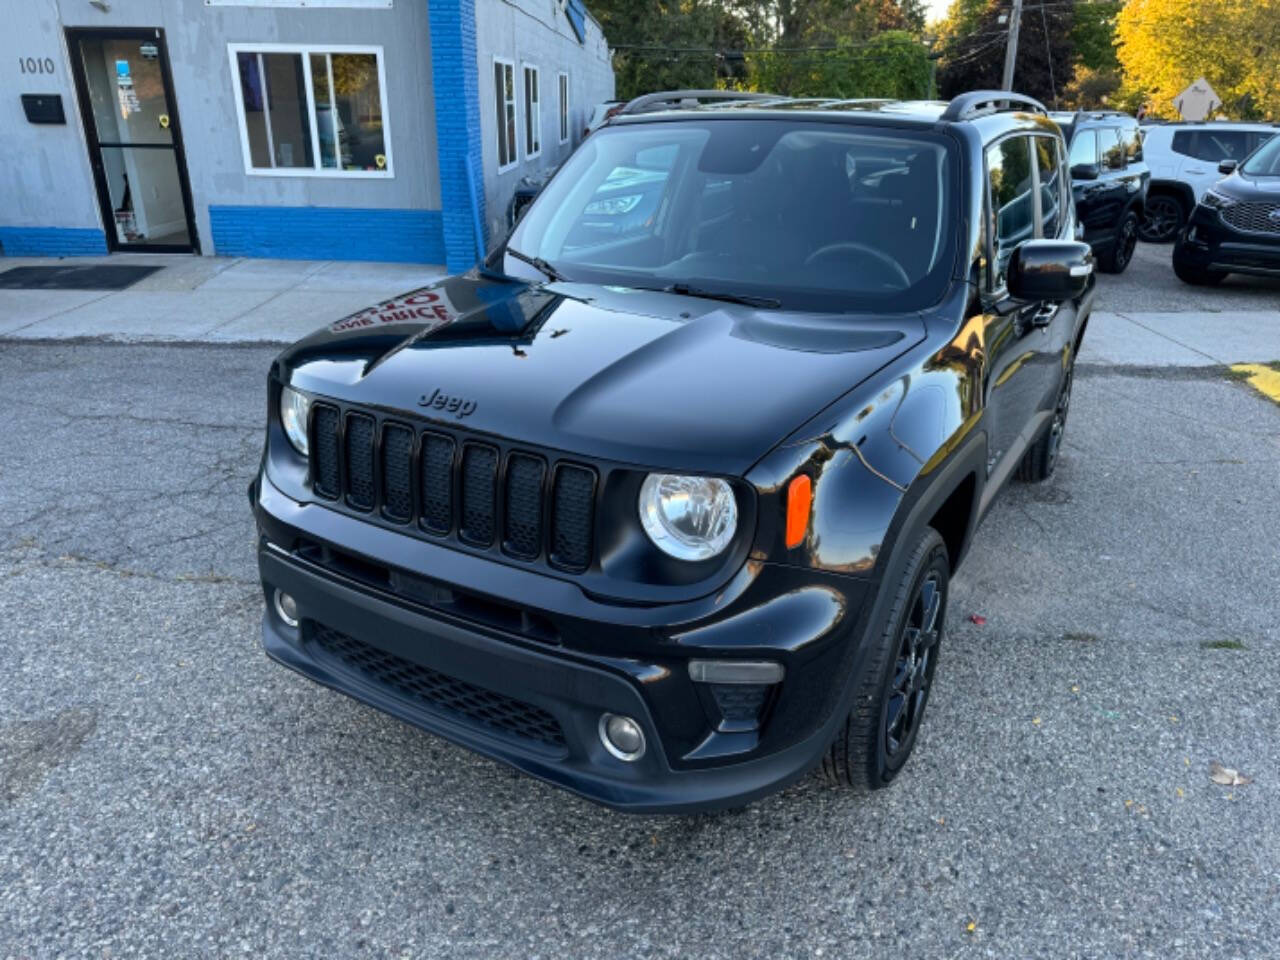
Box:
1070;1;1121;73
749;30;932;98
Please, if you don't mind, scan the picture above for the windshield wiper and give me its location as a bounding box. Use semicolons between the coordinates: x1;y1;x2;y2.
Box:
505;247;569;283
638;282;781;309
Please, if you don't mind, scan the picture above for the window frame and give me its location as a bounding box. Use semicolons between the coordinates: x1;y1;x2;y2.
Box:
1031;134;1067;241
227;42;393;179
493;56;518;174
983;132;1039;294
523;62;542;160
557;71;570;145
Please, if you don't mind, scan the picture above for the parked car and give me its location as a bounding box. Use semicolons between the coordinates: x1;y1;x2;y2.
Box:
252;90;1094;812
1051;110;1149;273
1137;121;1278;242
1173;133;1280;285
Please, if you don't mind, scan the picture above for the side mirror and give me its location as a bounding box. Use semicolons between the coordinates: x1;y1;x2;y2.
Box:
1070;163;1100;181
1008;240;1094;303
1218;159;1238;175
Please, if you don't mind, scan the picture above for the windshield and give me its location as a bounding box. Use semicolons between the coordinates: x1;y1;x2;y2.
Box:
504;119;958;312
1241;134;1280;176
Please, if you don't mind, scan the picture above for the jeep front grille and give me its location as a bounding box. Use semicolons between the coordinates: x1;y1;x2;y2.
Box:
308;401;596;573
1221;200;1280;236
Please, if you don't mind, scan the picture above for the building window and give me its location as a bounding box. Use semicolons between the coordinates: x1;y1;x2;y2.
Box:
229;44;391;177
494;58;516;172
523;64;541;159
557;72;569;144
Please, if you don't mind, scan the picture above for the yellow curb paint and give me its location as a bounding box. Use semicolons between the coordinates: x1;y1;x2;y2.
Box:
1230;364;1280;405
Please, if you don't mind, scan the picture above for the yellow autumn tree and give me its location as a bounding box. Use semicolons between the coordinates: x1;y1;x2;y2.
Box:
1116;0;1280;119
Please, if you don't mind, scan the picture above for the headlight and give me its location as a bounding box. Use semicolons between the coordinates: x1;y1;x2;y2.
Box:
638;474;738;561
583;194;641;215
1202;188;1236;210
280;385;310;455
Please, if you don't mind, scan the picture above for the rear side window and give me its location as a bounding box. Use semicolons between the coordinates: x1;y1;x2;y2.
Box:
1068;129;1097;168
1034;137;1064;239
987;135;1034;288
1172;129;1257;162
1122;123;1143;162
1100;128;1126;170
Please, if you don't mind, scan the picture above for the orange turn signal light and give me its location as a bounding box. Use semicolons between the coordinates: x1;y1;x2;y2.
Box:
785;475;812;549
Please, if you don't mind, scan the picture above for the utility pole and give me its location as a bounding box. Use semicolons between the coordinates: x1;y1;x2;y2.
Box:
1001;0;1024;91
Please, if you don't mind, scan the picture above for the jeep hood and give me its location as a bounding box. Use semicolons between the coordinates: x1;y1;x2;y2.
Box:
278;273;926;475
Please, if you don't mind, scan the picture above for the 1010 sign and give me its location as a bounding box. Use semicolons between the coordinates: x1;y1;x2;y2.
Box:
19;57;57;75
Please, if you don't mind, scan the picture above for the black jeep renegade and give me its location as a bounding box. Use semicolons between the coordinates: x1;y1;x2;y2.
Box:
251;90;1095;812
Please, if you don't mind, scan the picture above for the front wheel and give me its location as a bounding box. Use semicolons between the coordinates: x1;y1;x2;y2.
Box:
822;527;949;792
1138;194;1186;243
1099;211;1139;273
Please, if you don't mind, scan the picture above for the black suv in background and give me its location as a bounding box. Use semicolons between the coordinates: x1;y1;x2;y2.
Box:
1173;133;1280;285
1052;110;1149;273
252;91;1094;812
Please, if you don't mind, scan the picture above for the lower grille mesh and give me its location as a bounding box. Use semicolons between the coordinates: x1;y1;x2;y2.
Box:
308;623;566;749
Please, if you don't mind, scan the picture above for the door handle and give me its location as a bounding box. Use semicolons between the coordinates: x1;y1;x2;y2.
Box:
1029;304;1057;328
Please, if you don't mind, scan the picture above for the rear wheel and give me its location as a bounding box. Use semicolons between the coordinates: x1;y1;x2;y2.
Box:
1017;354;1074;483
1099;211;1139;273
1173;258;1227;286
1138;193;1186;243
822;527;949;792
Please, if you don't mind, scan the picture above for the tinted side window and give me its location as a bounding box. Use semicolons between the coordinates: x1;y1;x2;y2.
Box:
1068;129;1097;168
1100;128;1126;170
1173;129;1260;162
987;136;1034;287
1034;136;1063;238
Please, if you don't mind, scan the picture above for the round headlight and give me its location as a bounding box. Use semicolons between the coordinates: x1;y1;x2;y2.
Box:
638;473;738;561
280;385;310;455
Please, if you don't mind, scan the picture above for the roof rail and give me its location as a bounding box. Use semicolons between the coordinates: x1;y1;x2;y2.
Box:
941;90;1047;122
617;90;783;116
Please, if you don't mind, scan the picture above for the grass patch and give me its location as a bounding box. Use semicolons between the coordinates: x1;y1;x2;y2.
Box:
1064;631;1100;644
1201;639;1248;651
1268;361;1280;374
1224;367;1255;382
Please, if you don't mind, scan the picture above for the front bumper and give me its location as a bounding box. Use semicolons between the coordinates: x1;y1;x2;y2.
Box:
253;472;873;813
1175;206;1280;277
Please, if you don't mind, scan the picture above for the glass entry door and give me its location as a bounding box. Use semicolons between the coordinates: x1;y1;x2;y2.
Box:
68;28;197;252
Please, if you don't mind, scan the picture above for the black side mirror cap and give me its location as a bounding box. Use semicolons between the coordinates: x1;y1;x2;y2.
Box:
1007;240;1095;303
1218;159;1238;175
1070;163;1100;181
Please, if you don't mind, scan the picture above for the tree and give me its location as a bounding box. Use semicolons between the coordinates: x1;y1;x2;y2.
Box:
1115;0;1280;119
936;0;1074;108
750;29;932;97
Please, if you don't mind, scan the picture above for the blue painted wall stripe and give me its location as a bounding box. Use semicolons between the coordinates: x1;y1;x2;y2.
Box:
428;0;487;274
209;206;445;263
0;227;108;257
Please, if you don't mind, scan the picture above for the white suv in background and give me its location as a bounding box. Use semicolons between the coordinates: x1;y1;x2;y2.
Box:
1138;122;1278;241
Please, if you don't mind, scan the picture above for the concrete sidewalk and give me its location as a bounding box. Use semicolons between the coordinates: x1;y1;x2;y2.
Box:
1;254;1278;368
0;253;444;344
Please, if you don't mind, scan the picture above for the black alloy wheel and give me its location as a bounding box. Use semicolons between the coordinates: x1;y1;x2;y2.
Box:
1045;362;1073;474
822;527;950;792
1138;194;1185;243
1110;213;1139;272
882;572;943;761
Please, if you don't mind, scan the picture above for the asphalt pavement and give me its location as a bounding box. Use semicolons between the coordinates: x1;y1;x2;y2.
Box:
1;248;1278;958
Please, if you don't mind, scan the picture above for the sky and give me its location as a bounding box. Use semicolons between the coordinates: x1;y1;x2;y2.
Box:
925;0;953;24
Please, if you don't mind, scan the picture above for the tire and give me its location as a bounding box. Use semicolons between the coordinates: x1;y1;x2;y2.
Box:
1138;193;1186;243
1099;210;1139;273
822;527;949;793
1017;352;1074;483
1173;258;1227;286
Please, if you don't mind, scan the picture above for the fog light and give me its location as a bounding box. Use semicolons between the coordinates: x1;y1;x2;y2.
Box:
599;713;645;761
273;589;299;628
